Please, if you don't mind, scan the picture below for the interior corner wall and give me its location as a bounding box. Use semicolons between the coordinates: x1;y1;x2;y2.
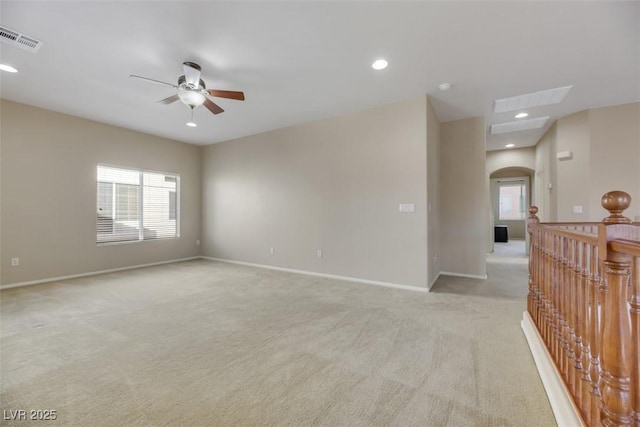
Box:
201;97;429;288
426;97;440;287
0;100;202;286
534;122;557;222
439;116;489;278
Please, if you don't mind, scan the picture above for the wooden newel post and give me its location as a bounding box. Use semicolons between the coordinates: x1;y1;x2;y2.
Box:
598;191;634;427
528;206;539;317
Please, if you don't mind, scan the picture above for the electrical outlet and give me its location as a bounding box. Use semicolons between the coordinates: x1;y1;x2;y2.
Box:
317;249;323;258
269;247;275;254
11;258;19;267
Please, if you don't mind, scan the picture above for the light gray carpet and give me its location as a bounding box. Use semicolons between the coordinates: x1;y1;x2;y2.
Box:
1;259;554;426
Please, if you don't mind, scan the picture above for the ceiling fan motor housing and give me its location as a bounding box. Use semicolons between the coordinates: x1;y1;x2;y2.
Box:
178;75;206;90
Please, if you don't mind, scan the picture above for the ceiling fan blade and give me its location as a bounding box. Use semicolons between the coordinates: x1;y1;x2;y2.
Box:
183;62;201;86
157;94;180;105
203;98;224;115
129;74;177;88
207;89;245;101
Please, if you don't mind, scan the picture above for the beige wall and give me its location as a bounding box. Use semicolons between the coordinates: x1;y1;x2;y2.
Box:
440;117;489;278
426;97;440;287
0;100;202;286
588;103;640;221
486;147;535;175
202;97;429;287
535;102;639;222
555;110;591;221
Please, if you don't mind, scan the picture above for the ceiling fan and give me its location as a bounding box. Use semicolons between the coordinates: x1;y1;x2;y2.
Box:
130;62;245;124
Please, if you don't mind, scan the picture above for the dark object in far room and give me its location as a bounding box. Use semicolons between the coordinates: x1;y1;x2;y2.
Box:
494;225;509;243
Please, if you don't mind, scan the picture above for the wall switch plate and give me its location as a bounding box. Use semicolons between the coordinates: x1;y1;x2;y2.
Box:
317;249;323;258
399;203;415;213
573;205;583;214
196;240;200;246
269;247;275;254
11;258;19;267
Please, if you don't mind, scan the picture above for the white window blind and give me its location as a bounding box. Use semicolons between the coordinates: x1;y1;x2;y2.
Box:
97;165;179;244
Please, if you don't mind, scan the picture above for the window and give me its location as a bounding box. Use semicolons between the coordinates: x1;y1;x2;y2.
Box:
499;181;527;220
97;165;179;244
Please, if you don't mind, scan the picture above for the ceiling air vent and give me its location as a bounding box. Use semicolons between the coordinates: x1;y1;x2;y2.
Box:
0;26;43;53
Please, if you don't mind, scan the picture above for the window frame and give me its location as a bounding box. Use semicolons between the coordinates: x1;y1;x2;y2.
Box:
496;177;528;221
96;164;180;245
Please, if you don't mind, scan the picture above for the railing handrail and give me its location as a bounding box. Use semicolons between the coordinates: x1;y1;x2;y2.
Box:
529;223;598;245
609;238;640;258
542;222;601;226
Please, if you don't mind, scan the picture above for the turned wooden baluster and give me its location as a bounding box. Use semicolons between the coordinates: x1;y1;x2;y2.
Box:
528;207;539;320
562;235;572;378
534;228;543;328
543;230;551;344
599;191;633;427
573;240;584;406
630;256;640;426
580;242;593;421
591;247;604;426
569;240;582;396
555;234;564;363
568;238;577;386
539;230;549;341
548;233;562;360
527;206;540;319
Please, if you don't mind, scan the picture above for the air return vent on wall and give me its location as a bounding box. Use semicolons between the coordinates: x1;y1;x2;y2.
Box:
0;26;43;53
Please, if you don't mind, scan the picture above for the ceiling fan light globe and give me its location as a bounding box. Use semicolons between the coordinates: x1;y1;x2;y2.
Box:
178;89;206;107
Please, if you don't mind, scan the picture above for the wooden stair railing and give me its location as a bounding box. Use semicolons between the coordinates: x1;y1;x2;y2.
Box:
527;191;640;426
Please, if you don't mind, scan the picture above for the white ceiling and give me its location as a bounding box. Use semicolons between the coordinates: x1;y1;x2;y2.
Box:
0;1;638;151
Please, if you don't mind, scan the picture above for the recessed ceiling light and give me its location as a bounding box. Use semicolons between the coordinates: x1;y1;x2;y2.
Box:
505;144;515;148
438;82;452;91
186;122;197;127
0;64;18;73
515;112;528;119
371;59;388;70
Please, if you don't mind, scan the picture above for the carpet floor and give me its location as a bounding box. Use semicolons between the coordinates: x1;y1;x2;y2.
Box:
1;259;554;426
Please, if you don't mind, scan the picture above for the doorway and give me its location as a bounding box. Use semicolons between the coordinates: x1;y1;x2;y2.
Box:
489;167;534;258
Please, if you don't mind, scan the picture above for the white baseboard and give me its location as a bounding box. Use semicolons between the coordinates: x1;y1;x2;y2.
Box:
428;272;441;290
439;271;488;280
521;311;585;427
2;255;432;295
0;257;201;290
202;257;429;293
